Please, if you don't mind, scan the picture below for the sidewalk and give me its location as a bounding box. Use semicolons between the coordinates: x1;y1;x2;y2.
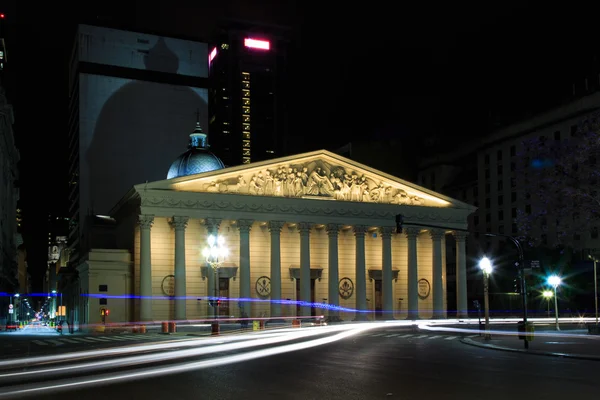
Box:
461;329;600;361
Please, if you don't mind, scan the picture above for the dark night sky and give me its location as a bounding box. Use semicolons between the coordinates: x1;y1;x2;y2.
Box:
2;1;598;291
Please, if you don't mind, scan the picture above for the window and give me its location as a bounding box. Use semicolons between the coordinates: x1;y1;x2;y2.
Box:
510;145;516;157
512;208;517;218
512;223;517;233
99;285;108;292
485;169;490;179
498;210;504;220
498;195;503;205
526;204;531;214
474;216;479;226
486;213;491;222
499;225;505;234
473;186;478;197
497;150;502;160
99;298;107;305
497;165;503;175
511;192;517;202
486;184;490;194
571;125;578;136
511;162;516;172
485;198;491;208
592;227;599;239
485;154;490;165
498;181;503;190
554;131;561;140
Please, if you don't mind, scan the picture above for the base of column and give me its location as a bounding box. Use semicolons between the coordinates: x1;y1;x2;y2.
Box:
353;314;369;322
405;314;420;321
325;316;343;324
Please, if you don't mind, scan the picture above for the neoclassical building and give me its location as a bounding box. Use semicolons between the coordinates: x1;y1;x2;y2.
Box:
81;140;475;324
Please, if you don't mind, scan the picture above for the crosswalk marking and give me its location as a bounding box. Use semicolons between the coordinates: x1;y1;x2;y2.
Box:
70;337;95;343
59;338;79;344
400;334;414;338
415;334;429;339
444;336;457;340
384;334;399;337
84;337;108;342
32;340;48;346
47;340;64;346
427;335;442;340
371;333;386;337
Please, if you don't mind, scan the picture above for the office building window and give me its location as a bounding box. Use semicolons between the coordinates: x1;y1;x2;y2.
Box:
497;165;503;174
497;150;502;160
512;223;517;234
485;154;490;165
510;145;516;157
485;198;491;208
498;195;503;206
512;208;517;218
571;125;578;136
498;181;503;190
554;131;561;140
511;192;517;202
592;227;598;239
498;210;504;220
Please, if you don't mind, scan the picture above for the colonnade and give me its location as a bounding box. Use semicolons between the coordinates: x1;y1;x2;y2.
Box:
138;215;468;321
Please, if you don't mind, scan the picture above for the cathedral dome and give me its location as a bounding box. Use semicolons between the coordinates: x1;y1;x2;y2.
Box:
167;123;224;179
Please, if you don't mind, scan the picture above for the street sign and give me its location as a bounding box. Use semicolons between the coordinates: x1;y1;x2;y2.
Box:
8;304;13;309
523;260;541;269
8;309;13;314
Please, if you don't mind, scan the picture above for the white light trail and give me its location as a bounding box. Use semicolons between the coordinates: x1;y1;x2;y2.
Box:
0;325;373;399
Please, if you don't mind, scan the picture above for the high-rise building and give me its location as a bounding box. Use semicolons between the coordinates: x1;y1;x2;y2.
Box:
67;24;210;263
208;21;290;167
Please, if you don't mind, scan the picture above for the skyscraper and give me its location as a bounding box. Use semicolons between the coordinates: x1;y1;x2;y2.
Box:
208;21;290;167
67;24;209;263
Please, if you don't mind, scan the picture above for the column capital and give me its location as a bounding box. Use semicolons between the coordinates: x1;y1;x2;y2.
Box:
237;219;254;233
170;216;189;231
453;230;469;241
353;225;368;237
379;226;395;238
268;220;285;233
326;223;342;236
429;229;445;241
204;218;222;233
297;222;312;234
138;214;154;229
404;227;420;239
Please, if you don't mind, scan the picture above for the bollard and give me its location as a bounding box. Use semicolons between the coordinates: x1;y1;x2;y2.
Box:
259;320;265;330
211;322;220;336
132;326;139;333
139;325;147;334
168;322;176;333
252;320;260;331
161;322;169;334
292;319;301;328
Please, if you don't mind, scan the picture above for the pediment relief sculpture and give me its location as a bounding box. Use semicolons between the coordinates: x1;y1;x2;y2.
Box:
197;160;435;206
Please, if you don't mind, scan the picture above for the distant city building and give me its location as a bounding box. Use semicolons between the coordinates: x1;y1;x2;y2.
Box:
208;21;291;167
67;24;210;264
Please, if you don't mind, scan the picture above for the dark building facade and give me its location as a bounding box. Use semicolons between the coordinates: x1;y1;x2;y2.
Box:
67;24;209;264
208;21;290;167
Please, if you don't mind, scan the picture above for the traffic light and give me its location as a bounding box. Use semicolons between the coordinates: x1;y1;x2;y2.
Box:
100;308;106;316
395;214;404;234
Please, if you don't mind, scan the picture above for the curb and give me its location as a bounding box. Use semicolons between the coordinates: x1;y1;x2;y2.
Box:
460;337;600;362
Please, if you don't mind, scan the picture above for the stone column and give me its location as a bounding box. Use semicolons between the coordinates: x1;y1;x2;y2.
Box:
238;219;254;318
297;222;312;317
430;229;445;318
405;227;420;319
381;226;394;319
139;215;154;322
454;231;469;318
204;218;221;316
354;225;368;321
268;221;285;318
171;216;189;321
326;224;342;321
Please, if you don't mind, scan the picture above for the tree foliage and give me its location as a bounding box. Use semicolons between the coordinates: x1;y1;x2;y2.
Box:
515;113;600;248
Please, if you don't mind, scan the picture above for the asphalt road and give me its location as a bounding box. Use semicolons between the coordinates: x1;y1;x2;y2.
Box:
4;325;596;400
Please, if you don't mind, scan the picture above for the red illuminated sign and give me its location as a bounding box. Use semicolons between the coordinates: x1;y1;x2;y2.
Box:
209;47;217;63
0;14;5;19
244;38;270;50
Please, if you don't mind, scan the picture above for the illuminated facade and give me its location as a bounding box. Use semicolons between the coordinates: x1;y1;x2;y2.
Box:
93;150;475;324
208;23;290;167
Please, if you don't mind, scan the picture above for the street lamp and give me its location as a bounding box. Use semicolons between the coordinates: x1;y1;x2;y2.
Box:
588;254;598;325
542;290;553;318
547;275;562;331
202;234;228;334
479;257;493;340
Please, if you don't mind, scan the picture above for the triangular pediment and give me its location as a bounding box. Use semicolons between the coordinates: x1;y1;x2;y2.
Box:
138;150;473;209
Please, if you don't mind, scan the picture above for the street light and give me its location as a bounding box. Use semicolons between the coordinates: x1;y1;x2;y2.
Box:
479;257;493;340
542;290;553;318
202;234;228;334
588;254;598;325
547;275;562;331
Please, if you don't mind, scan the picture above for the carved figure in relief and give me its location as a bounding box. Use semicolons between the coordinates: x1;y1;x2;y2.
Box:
200;160;427;206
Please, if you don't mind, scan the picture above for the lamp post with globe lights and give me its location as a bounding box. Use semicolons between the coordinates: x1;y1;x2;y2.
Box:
542;290;553;318
479;257;493;340
202;235;228;334
547;275;562;331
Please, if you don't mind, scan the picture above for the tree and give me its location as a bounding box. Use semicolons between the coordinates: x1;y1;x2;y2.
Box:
515;113;600;248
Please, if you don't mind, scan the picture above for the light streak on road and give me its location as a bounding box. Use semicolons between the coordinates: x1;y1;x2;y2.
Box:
0;324;375;399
